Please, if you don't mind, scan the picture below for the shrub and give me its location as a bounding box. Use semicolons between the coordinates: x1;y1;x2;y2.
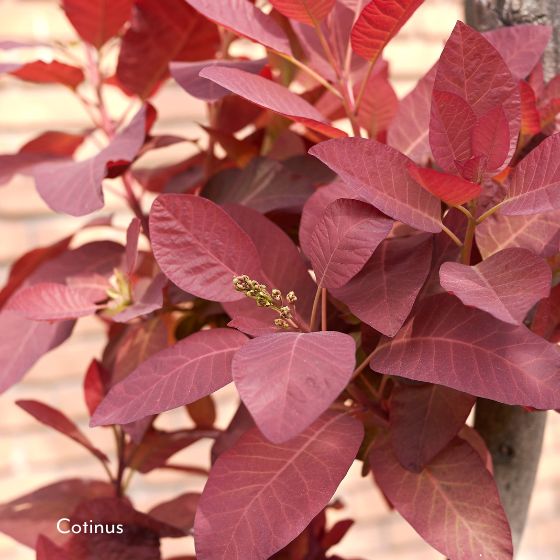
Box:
1;0;560;559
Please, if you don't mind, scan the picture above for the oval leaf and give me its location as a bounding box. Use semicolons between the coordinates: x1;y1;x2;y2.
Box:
91;328;248;426
199;67;346;139
232;331;356;443
270;0;335;25
309;138;442;233
308;199;393;289
370;293;560;409
150;194;262;302
439;248;551;325
194;411;364;560
351;0;424;61
370;436;513;560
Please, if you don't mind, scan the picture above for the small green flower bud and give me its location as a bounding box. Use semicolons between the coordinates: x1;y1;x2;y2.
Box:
274;318;290;329
286;291;297;303
271;289;282;301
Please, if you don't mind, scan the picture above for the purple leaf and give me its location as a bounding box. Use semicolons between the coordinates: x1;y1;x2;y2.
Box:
501;133;560;215
150;194;262;302
36;536;71;560
170;58;267;102
185;0;291;55
0;479;115;547
484;24;552;81
370;293;560;409
33;105;150;216
309;138;442;233
308;199;392;289
6;282;103;321
430;90;477;174
432;22;520;164
439;248;551;325
112;273;167;322
91;328;248;426
387;65;435;164
232;331;355;443
223;204;316;334
194;411;363;559
370;436;513;560
16;400;109;463
390;383;476;472
476;210;560;258
199;67;347;138
125;217;141;275
148;492;200;535
331;234;432;336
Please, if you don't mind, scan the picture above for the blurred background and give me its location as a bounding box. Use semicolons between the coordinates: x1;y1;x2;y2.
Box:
0;0;559;558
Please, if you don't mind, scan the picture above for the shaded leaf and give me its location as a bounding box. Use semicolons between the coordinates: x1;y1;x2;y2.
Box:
309;138;442;232
370;436;513;560
91;328;248;426
232;331;355;442
84;359;111;416
390;383;476;472
16;400;109;463
62;0;133;49
200;67;346;138
148;492;200;535
332;234;432;336
150;194;262;302
36;536;71;560
439;248;551;325
117;0;220;98
370;293;560;409
308;199;392;289
194;411;364;560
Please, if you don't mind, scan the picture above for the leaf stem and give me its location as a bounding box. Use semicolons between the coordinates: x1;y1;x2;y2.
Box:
321;288;328;331
441;223;463;248
461;214;477;265
310;285;322;331
351;348;377;380
476;199;507;224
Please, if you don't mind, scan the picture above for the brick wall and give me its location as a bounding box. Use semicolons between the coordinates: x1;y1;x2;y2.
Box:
1;1;559;559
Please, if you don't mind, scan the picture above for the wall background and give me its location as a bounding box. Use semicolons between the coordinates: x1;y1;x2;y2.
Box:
0;0;559;559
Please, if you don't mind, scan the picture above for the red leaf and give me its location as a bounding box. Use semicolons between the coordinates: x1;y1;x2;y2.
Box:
223;205;316;334
356;71;398;137
532;285;560;341
519;80;541;137
33;105;150;216
185;0;291;55
21;130;86;156
0;479;114;547
91;328;248;426
199;67;347;139
370;293;560;409
202;157;314;214
501;133;560;215
389;383;476;472
16;400;109;463
432;22;520;164
351;0;424;61
194;411;364;559
484;24;552;81
429;90;477;174
331;234;432;336
270;0;335;25
471;105;511;173
84;359;110;416
370;436;513;560
476;209;560;258
440;248;551;325
149;194;262;302
309;138;442;232
186;396;216;429
232;331;355;442
387;65;435;164
62;0;133;49
11;60;84;89
408;164;481;206
36;536;71;560
170;58;267;102
65;497;183;559
125;217;141;275
308;199;392;289
117;0;220;98
148;492;200;534
6;282;103;321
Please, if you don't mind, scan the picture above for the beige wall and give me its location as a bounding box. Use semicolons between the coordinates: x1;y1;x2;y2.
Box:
1;1;559;559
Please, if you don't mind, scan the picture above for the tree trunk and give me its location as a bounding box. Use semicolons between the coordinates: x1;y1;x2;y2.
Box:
464;1;558;553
